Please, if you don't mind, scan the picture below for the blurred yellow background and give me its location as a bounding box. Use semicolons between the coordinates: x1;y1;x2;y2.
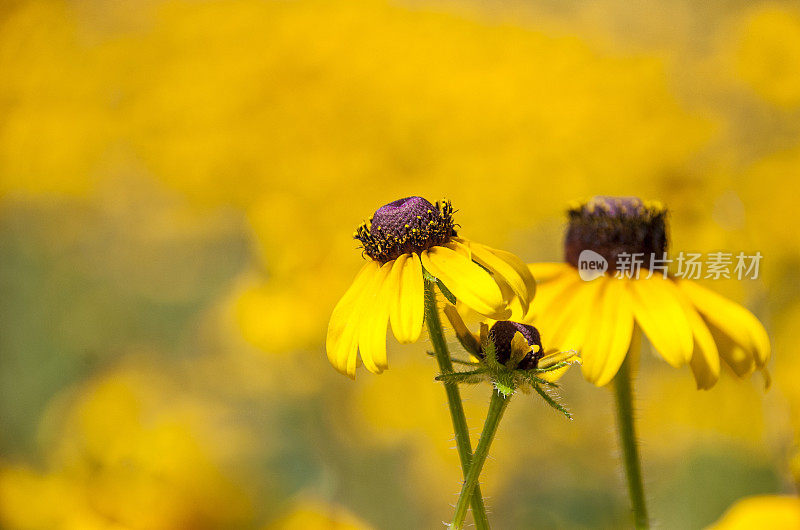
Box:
1;0;799;528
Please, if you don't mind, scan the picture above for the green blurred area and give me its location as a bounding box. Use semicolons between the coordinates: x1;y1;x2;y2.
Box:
1;0;799;528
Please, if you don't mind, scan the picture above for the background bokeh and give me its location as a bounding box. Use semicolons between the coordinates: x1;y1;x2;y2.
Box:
1;0;799;528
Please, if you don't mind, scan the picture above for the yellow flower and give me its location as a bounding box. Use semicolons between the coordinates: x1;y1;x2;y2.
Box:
443;304;577;382
708;495;800;530
735;6;800;109
527;196;770;388
326;196;535;378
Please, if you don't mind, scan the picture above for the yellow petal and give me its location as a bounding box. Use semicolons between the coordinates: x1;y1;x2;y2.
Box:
536;274;601;353
468;241;535;313
357;261;395;374
709;495;800;530
674;288;721;390
421;246;506;318
523;268;580;323
581;279;634;386
709;323;756;377
508;331;531;368
448;237;473;258
678;280;770;367
389;252;424;344
490;247;537;300
628;277;693;367
443;304;482;356
326;261;379;377
528;262;574;283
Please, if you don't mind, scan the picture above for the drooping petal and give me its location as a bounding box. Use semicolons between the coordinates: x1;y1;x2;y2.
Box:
389;253;424;344
678;279;770;367
580;279;634;386
490;247;537;299
674;287;721;390
443;304;482;356
357;261;395;374
326;261;380;376
421;246;506;318
708;322;756;377
467;241;535;313
627;277;693;367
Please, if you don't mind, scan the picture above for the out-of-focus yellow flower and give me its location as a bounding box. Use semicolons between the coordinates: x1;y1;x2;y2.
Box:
327;197;534;378
0;466;118;530
739;144;800;256
0;2;117;198
234;275;330;354
735;6;800;108
266;499;372;530
0;364;255;530
528;196;770;388
708;495;800;529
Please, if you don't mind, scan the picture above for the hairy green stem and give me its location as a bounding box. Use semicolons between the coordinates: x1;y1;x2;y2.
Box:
423;281;489;530
451;389;510;529
613;342;650;529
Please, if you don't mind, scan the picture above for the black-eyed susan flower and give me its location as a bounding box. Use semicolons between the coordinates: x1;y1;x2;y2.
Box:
441;307;579;529
441;305;578;415
327;196;535;378
526;196;771;388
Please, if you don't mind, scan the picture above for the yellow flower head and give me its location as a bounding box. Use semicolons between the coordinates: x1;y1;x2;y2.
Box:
527;196;770;388
441;304;578;413
327;196;535;378
445;305;577;374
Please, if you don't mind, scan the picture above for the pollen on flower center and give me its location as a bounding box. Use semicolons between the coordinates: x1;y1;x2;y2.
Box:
354;196;456;263
564;196;668;271
489;321;544;369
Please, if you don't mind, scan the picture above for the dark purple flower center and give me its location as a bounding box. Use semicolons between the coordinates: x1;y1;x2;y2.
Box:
564;196;667;272
372;197;441;237
489;321;544;370
354;196;456;263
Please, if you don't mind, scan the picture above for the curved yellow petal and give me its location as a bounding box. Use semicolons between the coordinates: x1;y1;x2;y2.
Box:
443;304;482;356
467;241;535;313
709;495;800;530
536;274;603;356
357;261;395;374
678;280;770;367
536;349;580;383
389;253;424;344
708;323;756;377
628;277;693;367
523;268;580;323
674;287;720;389
326;261;380;377
448;237;473;259
421;246;506;317
528;262;575;283
490;247;536;299
580;279;634;386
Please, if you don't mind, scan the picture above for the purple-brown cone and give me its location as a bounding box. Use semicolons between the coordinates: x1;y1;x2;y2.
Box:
354;197;456;263
564;196;668;272
488;321;544;370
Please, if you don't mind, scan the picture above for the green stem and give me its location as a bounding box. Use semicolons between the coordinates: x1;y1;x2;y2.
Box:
613;344;650;529
451;389;510;530
424;281;489;530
